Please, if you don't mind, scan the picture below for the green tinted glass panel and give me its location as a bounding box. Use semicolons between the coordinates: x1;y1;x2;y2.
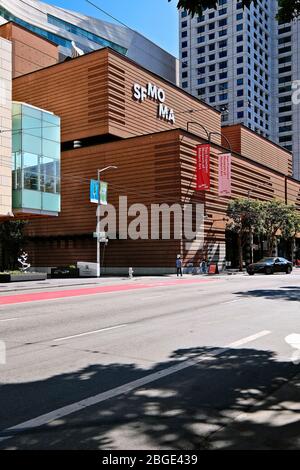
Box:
42;139;60;159
12;132;22;153
22;189;42;210
22;106;42;120
22;134;42;155
12;190;22;209
22;115;42;138
42;112;60;125
12;103;21;116
42;121;60;143
12;113;22;131
42;193;61;212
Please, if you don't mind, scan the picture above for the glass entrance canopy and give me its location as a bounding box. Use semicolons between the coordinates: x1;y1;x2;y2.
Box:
12;102;61;215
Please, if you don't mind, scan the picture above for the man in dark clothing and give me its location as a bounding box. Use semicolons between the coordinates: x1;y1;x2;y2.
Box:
176;256;183;277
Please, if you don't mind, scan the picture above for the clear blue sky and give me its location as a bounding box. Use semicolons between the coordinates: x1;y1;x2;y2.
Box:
46;0;179;57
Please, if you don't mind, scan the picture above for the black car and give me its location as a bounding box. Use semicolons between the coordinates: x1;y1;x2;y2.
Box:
247;257;293;275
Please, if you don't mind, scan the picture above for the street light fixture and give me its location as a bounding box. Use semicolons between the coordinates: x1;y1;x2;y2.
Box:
96;165;118;278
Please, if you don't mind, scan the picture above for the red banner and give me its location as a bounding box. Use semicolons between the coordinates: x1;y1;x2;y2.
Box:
218;153;232;196
196;144;210;191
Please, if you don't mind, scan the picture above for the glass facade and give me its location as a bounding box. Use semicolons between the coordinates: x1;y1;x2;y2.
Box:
0;6;72;47
12;103;61;214
0;7;127;55
47;15;127;55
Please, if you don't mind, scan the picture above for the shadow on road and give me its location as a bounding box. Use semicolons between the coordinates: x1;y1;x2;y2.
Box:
234;286;300;302
0;346;299;450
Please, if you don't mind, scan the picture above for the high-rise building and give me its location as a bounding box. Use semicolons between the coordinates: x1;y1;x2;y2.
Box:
277;20;300;179
0;0;178;84
179;0;300;179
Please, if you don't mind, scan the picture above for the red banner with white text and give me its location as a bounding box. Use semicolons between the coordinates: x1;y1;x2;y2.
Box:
218;153;232;196
196;144;210;191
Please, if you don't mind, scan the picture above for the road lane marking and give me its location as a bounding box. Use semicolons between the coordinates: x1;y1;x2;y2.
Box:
53;324;127;342
0;329;272;444
229;330;271;348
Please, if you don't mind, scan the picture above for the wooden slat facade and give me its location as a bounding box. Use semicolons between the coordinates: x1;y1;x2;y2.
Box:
25;129;300;269
222;124;292;176
9;48;300;270
0;22;58;78
12;48;221;145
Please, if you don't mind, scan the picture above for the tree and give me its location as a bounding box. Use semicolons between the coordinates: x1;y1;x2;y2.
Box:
170;0;300;23
0;220;28;271
226;198;264;271
262;200;299;257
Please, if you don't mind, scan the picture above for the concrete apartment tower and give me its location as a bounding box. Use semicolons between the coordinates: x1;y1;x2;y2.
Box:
179;0;300;179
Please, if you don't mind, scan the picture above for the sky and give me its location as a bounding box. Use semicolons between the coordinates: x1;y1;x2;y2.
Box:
46;0;179;57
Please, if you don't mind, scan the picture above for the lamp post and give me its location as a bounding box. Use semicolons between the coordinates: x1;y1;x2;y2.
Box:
208;131;232;153
186;121;210;140
96;166;117;278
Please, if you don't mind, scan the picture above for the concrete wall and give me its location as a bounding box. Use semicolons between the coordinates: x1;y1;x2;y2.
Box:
0;36;12;216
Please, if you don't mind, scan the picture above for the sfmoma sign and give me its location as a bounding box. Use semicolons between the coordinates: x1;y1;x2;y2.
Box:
132;82;176;124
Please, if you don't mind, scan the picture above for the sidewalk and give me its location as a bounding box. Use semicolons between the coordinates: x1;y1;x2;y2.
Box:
1;269;298;294
209;371;300;450
0;273;214;294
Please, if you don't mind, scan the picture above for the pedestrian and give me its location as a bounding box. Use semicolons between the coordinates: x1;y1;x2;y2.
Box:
200;258;207;274
176;255;183;277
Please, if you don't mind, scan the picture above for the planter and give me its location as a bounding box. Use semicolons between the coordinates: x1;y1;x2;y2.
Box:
0;273;47;283
51;267;80;279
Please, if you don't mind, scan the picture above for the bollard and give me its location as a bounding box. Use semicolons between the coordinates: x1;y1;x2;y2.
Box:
129;267;134;279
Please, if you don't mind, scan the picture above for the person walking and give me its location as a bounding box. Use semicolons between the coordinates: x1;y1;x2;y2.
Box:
200;258;208;274
176;255;183;277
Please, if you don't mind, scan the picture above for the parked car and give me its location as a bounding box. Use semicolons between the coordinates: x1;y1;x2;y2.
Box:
247;257;293;275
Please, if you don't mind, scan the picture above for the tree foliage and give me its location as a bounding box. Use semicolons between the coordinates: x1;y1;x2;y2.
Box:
0;220;28;271
226;198;264;270
226;198;300;267
262;200;300;256
170;0;300;22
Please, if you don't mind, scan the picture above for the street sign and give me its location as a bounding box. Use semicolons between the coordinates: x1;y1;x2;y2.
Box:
90;180;108;204
100;181;108;205
90;180;99;204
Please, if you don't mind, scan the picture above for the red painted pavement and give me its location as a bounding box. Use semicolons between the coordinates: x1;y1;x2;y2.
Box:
0;278;218;306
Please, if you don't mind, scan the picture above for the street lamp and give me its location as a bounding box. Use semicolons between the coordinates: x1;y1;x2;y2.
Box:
208;131;232;153
187;121;210;140
96;165;118;278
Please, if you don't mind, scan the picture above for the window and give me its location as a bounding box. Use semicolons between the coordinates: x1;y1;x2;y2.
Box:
219;93;228;101
219;61;228;69
219;18;227;27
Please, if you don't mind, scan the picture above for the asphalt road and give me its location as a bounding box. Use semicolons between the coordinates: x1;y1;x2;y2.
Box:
0;272;299;450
